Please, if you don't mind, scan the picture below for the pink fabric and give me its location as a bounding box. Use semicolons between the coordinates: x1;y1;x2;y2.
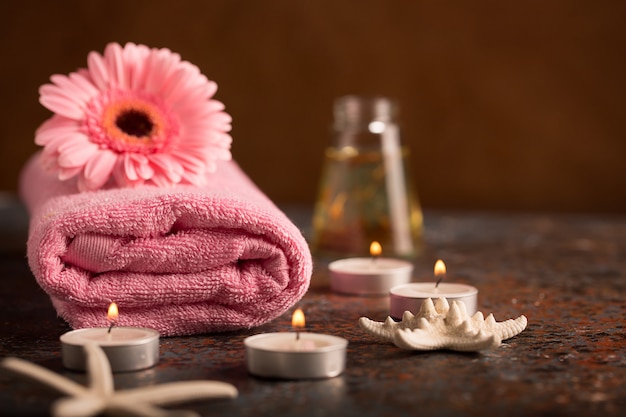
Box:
20;152;312;336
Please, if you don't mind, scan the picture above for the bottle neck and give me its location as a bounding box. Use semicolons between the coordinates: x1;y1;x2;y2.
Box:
333;96;400;148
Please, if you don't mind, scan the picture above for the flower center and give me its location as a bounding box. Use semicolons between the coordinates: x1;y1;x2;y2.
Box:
84;90;179;154
115;110;155;138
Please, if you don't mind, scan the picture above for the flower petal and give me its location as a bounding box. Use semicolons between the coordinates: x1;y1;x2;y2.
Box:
163;65;203;106
127;154;154;180
58;166;83;181
39;94;85;120
82;150;117;190
68;72;99;98
136;161;155;180
46;75;91;104
181;169;208;186
124;43;151;90
50;72;98;104
104;42;126;89
44;132;89;155
56;133;92;152
147;49;180;95
87;50;110;91
58;141;100;168
112;158;144;188
144;53;166;93
205;112;233;130
39;86;87;117
169;151;206;174
206;80;218;98
35;117;79;145
149;154;184;183
149;173;171;187
122;154;138;182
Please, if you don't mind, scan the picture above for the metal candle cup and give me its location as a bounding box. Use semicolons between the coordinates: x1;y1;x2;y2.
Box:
389;282;478;319
244;332;348;379
60;327;159;372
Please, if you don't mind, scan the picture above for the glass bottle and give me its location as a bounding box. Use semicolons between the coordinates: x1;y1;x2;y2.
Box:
310;95;423;259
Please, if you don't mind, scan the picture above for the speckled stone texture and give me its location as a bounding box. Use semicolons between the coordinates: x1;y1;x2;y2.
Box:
1;211;624;417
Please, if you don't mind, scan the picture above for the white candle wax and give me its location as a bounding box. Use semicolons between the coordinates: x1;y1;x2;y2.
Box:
329;257;413;295
244;332;348;379
389;282;478;318
60;327;159;372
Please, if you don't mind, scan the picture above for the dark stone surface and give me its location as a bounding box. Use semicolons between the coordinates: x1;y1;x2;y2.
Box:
1;210;625;416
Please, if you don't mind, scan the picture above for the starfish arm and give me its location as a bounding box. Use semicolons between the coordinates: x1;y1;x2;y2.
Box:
106;400;200;417
358;317;395;341
1;357;88;396
391;329;444;351
393;329;501;352
52;395;105;417
113;380;238;405
84;343;114;397
495;315;528;340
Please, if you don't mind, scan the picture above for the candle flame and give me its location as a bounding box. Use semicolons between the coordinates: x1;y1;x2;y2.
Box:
434;260;446;287
370;241;382;257
434;259;446;277
292;308;305;329
107;302;119;323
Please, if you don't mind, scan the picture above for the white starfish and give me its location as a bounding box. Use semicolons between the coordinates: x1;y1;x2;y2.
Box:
359;297;527;352
1;343;237;417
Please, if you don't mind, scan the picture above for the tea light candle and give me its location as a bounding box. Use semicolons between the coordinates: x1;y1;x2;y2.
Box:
329;241;413;295
60;303;159;372
244;309;348;379
389;260;478;319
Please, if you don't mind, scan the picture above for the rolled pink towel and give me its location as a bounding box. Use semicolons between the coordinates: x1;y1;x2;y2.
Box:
20;152;312;336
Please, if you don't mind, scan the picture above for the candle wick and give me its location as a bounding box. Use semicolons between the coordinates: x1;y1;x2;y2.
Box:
107;321;116;334
435;274;445;288
296;331;300;341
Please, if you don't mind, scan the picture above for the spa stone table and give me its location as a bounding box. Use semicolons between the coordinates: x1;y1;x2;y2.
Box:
1;206;625;417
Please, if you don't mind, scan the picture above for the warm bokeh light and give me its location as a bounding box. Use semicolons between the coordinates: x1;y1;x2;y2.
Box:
329;192;347;220
370;241;382;257
434;259;446;277
368;121;386;134
107;302;119;323
292;308;305;329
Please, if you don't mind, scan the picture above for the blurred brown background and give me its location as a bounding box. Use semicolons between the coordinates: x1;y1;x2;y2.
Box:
1;0;625;213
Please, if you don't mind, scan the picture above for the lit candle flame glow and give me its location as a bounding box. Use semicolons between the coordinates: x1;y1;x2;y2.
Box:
107;302;119;325
292;308;305;329
292;308;305;341
370;241;382;257
434;259;446;287
434;259;446;276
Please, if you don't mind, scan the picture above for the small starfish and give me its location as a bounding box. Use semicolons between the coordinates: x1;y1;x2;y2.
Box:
359;297;527;352
1;343;237;417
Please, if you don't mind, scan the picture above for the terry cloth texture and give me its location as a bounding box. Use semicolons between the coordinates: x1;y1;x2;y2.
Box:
20;152;312;336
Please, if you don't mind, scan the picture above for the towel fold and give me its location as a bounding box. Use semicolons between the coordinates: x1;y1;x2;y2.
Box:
20;152;312;336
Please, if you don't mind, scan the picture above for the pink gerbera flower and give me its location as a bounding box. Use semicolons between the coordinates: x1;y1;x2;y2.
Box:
35;42;232;191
